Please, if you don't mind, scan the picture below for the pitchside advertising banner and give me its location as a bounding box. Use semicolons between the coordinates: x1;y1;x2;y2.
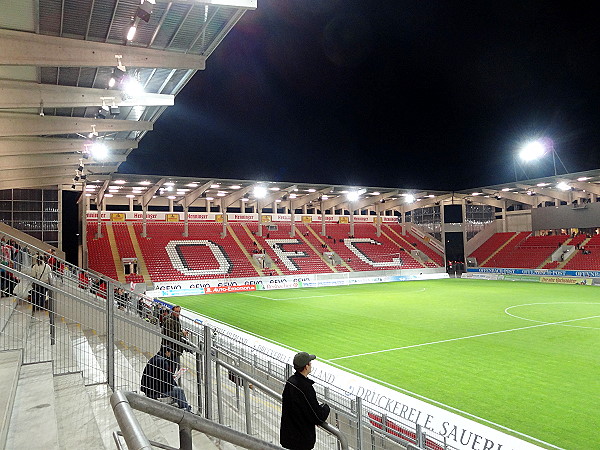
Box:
467;267;600;277
148;272;449;297
155;305;544;450
86;211;400;223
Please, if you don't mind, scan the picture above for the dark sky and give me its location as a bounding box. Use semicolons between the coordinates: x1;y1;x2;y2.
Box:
120;1;600;191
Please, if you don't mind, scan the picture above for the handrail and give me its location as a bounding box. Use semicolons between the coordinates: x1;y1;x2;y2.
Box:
217;359;349;450
111;390;284;450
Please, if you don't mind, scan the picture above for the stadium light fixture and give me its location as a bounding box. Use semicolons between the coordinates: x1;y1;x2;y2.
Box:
556;182;570;191
519;141;546;162
90;142;109;160
346;191;360;202
254;186;267;198
404;194;415;204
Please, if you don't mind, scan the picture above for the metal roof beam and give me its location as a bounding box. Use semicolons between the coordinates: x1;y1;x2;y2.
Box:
0;113;152;137
0;166;80;183
0;29;206;70
0;176;67;190
292;188;334;208
482;188;537;206
0;137;137;156
140;178;167;207
221;184;255;210
570;181;600;196
178;180;214;208
0;80;174;109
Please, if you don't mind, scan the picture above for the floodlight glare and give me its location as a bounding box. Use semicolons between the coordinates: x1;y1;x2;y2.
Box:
254;186;267;198
405;194;415;204
519;141;546;161
346;191;360;202
556;182;570;191
90;142;109;160
122;76;144;98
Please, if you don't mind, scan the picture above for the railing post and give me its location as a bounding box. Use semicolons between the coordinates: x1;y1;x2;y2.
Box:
215;357;223;424
243;380;252;435
107;284;115;389
179;425;193;450
356;396;363;450
48;288;56;345
203;325;213;420
195;348;203;414
416;423;423;448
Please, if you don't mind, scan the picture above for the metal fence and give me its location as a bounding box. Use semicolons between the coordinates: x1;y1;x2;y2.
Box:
0;229;455;449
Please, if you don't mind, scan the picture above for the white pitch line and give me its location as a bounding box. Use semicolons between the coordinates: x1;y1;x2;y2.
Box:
329;314;600;361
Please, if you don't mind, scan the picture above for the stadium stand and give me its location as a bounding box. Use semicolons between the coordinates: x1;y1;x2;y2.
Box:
86;223;119;280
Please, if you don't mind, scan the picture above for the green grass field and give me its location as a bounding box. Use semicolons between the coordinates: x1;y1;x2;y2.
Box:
174;279;600;449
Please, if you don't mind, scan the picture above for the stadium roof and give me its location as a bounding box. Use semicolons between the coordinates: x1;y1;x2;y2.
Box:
0;0;255;190
81;169;600;213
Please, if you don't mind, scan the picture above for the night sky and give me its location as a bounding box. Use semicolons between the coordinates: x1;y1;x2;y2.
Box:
119;1;600;191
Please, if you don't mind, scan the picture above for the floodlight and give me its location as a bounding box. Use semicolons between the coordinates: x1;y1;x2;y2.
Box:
347;191;360;202
121;76;144;98
109;67;126;88
90;142;109;160
254;186;267;198
556;182;570;191
127;24;138;41
405;194;415;204
97;104;111;119
519;141;546;161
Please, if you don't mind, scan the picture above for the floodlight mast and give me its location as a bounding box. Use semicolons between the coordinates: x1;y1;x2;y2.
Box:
515;138;567;180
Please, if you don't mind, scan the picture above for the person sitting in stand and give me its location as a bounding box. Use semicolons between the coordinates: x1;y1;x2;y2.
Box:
140;347;190;411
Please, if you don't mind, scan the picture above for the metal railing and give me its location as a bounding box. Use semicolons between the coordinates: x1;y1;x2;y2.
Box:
1;228;456;450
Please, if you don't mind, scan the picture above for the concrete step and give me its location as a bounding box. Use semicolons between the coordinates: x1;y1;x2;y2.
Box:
67;323;105;385
0;297;18;333
52;318;80;374
6;361;60;449
24;310;52;363
53;373;106;449
0;350;21;449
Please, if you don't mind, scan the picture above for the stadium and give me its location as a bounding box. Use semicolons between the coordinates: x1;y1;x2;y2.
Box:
0;2;599;450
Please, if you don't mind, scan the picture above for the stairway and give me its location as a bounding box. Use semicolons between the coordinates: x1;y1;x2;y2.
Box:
0;296;231;449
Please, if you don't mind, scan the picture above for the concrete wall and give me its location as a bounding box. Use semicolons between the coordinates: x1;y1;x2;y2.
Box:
531;202;600;230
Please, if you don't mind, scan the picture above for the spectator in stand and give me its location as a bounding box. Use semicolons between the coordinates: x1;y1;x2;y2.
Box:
161;305;189;369
31;255;51;311
280;352;330;450
140;346;190;411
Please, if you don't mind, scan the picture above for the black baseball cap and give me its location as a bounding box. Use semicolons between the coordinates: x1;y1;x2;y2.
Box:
293;352;316;370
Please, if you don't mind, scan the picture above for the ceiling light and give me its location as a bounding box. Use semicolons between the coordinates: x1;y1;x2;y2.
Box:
347;191;360;202
210;184;220;188
404;194;415;204
556;182;570;191
205;197;214;201
230;185;241;189
187;183;198;188
114;180;126;184
577;177;591;181
126;195;135;198
140;181;151;185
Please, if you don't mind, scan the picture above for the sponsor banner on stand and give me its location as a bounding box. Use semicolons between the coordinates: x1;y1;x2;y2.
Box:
153;275;316;292
468;267;600;279
256;281;303;290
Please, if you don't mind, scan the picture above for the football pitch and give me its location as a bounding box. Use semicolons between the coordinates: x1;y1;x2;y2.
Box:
174;279;599;450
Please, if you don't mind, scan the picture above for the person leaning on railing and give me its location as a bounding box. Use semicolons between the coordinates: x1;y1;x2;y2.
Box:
280;352;330;450
160;305;189;369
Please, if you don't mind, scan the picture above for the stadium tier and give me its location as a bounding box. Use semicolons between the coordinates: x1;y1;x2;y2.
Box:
472;232;600;270
85;221;447;283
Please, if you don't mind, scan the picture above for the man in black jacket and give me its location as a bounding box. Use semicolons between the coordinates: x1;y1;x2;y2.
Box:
280;352;330;449
140;347;190;411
